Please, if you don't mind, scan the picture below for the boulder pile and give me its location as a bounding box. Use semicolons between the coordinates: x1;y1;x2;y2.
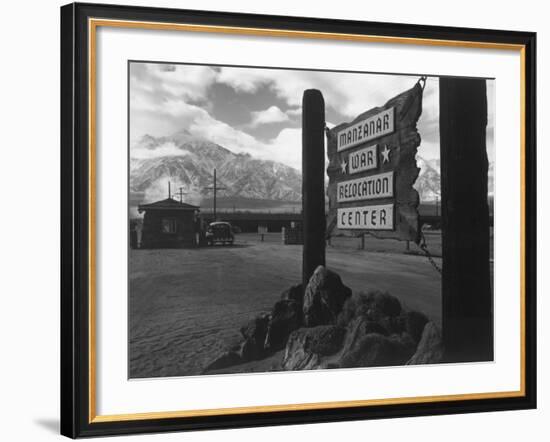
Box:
204;265;443;373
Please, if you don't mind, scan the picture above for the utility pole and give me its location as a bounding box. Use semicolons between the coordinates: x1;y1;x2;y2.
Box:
176;187;188;203
168;181;171;199
204;168;226;220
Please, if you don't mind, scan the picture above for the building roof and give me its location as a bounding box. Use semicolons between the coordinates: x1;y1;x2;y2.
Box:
138;198;200;213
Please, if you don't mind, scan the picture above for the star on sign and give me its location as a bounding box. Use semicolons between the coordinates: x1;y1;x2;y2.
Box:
340;159;348;174
381;145;391;163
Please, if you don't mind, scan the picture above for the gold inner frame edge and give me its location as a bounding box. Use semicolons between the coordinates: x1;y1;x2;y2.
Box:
87;18;527;424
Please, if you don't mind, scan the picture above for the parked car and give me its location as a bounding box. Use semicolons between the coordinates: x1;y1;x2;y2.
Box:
205;221;234;246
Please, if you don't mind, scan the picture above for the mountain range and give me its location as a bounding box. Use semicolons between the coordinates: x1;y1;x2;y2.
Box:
130;130;482;213
130;131;302;211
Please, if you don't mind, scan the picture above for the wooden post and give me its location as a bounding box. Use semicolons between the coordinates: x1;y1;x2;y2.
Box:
213;169;217;220
302;89;326;288
440;77;492;362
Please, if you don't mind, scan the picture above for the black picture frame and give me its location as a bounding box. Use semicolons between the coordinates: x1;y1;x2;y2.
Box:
61;2;537;438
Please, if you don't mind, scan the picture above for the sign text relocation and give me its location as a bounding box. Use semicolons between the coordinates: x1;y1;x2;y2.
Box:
337;171;394;203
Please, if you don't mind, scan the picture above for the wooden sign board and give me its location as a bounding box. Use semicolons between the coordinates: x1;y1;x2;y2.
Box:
326;82;423;243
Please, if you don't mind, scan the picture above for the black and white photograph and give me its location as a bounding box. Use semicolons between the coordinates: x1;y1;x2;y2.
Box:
128;61;494;379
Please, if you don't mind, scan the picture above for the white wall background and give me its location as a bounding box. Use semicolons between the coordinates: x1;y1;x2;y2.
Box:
0;0;546;440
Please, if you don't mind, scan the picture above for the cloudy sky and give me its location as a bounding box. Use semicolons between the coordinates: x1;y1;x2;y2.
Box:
130;62;494;171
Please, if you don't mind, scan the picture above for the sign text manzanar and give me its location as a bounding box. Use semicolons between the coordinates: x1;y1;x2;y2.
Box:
326;81;424;242
337;108;395;151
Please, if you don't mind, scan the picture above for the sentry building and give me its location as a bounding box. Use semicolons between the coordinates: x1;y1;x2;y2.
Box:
137;198;200;248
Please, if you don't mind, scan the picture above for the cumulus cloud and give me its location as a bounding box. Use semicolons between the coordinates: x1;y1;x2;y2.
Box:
286;107;302;119
131;63;217;102
190;115;305;171
216;67;424;120
248;105;290;127
215;68;494;163
131;141;192;160
261;127;302;170
130;61;495;172
216;68;271;93
130;93;207;139
131;71;302;169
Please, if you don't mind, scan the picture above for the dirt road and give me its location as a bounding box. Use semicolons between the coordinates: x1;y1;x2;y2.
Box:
129;233;441;378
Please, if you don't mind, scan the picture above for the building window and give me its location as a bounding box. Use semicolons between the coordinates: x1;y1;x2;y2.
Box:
161;218;177;233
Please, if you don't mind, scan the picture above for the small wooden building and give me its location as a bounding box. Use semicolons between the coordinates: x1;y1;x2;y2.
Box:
138;198;200;248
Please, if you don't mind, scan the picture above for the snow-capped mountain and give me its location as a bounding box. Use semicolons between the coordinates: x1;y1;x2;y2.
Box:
130;131;302;208
415;156;441;202
414;155;494;202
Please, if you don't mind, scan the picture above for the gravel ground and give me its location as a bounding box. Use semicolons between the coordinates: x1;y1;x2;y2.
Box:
129;233;442;378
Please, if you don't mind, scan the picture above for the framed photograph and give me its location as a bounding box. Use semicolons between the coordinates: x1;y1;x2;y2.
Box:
60;2;536;438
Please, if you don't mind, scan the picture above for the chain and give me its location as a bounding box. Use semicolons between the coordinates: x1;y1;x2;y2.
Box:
418;75;427;91
417;232;442;276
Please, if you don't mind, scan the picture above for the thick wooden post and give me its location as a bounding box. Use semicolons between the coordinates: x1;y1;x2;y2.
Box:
440;78;493;362
302;89;326;288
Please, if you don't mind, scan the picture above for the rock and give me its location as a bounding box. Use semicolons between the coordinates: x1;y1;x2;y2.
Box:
239;313;270;361
264;300;302;351
303;266;352;327
282;325;346;370
393;332;417;357
378;316;401;335
204;351;242;372
339;331;416;368
407;322;444;365
376;310;428;341
340;317;389;356
363;291;402;319
338;291;401;326
402;311;429;344
240;313;270;340
283;345;320;370
281;283;304;305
